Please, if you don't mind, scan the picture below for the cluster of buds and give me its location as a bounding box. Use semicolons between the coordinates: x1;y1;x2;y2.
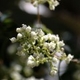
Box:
10;24;73;75
25;0;59;10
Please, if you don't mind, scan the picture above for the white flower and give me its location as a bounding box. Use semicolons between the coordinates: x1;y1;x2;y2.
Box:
25;26;31;33
27;55;36;67
48;34;56;41
65;54;74;63
17;33;23;39
22;24;27;30
46;34;60;41
52;57;59;63
48;42;56;51
16;28;22;33
49;5;55;10
43;42;56;51
54;0;59;7
31;31;37;39
42;35;48;41
50;69;57;75
55;35;59;41
52;57;59;68
49;0;59;10
10;37;17;43
10;24;74;76
58;41;65;47
28;55;34;60
47;33;53;40
43;42;48;48
36;29;44;37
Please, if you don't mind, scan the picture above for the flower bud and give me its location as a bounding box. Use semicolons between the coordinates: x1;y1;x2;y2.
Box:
16;28;22;33
10;37;17;43
66;54;74;63
26;26;31;32
50;69;57;75
27;55;36;68
17;33;22;39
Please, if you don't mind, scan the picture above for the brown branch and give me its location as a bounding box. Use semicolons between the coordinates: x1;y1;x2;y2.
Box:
37;4;40;23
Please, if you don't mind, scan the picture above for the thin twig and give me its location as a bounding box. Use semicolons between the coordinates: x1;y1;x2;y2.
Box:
71;59;80;64
37;4;40;23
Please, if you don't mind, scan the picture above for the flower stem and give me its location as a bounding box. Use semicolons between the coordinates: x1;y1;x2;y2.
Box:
37;4;40;23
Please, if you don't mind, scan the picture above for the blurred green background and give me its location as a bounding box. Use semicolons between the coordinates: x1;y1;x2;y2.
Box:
0;0;80;80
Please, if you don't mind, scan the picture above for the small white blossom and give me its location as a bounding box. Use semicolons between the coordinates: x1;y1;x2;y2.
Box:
25;26;31;32
27;55;36;67
48;34;56;41
10;37;17;43
52;57;59;63
50;69;57;75
31;31;37;39
17;33;23;39
16;28;22;33
36;29;45;37
65;54;74;63
47;33;52;40
49;5;55;10
55;35;60;41
49;0;59;10
42;35;48;41
54;0;59;7
27;59;36;68
43;42;48;48
58;41;65;46
22;24;27;30
52;57;59;68
28;55;34;60
48;42;56;51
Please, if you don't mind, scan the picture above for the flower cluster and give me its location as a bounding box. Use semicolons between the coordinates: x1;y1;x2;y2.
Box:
25;0;59;10
10;24;73;75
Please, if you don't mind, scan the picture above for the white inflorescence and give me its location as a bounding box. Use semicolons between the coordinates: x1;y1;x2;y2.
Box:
25;0;59;10
10;24;73;76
